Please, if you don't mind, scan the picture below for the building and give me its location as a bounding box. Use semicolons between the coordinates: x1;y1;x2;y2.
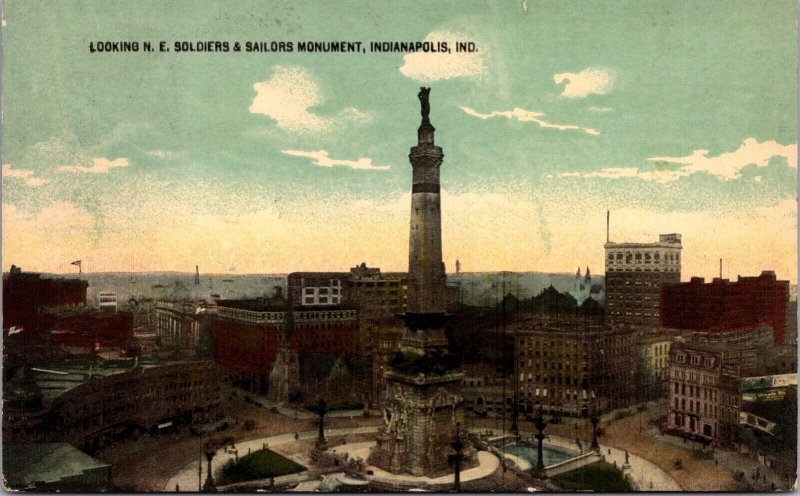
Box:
683;326;776;377
97;292;118;312
45;309;134;351
634;328;677;402
348;263;408;404
3;266;88;333
212;299;358;395
664;335;777;446
660;271;790;344
604;233;682;327
155;299;216;352
287;272;349;307
3;443;111;491
665;340;730;443
513;315;636;417
568;266;605;306
3;358;222;453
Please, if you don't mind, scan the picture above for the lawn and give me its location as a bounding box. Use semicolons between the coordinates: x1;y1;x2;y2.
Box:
218;449;306;485
551;462;633;492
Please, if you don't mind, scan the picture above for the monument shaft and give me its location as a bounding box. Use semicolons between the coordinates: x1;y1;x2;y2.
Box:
407;89;446;317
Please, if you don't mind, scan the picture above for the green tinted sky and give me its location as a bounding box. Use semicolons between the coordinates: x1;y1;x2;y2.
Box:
2;0;797;279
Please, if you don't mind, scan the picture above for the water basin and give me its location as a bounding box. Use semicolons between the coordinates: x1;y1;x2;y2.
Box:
503;442;573;469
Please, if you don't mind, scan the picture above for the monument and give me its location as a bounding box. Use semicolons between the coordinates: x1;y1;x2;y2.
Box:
368;88;473;477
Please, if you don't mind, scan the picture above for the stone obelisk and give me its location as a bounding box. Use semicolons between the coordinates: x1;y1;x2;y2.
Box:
368;88;472;477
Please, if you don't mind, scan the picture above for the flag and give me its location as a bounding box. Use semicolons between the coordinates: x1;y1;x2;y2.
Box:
71;260;81;267
8;326;23;335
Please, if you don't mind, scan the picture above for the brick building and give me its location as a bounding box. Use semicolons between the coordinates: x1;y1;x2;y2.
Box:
3;266;88;333
660;271;790;344
212;299;357;395
3;358;221;453
604;233;682;327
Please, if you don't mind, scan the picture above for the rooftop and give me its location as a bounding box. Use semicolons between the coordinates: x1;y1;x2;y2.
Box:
3;443;109;489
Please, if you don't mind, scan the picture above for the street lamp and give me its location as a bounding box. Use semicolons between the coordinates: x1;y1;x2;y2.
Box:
533;406;547;478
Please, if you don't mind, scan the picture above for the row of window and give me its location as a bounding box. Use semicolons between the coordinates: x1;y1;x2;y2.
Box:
607;251;680;263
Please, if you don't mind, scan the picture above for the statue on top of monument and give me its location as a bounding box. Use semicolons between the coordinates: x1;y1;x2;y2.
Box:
418;87;431;120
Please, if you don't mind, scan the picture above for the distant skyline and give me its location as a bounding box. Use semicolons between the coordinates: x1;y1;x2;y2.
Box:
2;1;797;282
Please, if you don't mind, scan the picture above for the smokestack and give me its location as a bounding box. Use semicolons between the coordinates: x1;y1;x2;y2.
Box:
195;265;200;286
719;258;722;279
606;210;610;243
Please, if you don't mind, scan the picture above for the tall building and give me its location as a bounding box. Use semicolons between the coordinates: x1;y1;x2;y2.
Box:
660;271;790;344
604;233;682;327
369;88;471;477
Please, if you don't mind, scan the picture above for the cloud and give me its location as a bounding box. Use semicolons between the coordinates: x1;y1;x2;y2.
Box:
588;106;613;113
250;66;328;133
399;30;486;82
2;164;48;186
554;68;614;98
558;138;798;183
281;150;390;171
556;166;689;183
57;157;129;174
648;138;797;180
147;150;174;158
461;106;599;136
249;66;369;133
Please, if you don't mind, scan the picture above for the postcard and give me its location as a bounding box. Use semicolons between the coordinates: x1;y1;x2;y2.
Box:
2;0;796;492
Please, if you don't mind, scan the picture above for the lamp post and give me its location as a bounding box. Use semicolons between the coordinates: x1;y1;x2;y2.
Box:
201;442;218;493
447;423;465;492
590;415;600;451
533;406;547;478
510;392;520;439
315;398;328;451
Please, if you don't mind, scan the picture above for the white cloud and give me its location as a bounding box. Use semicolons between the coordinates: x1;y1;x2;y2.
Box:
2;164;48;186
559;138;798;183
250;66;328;133
461;106;599;136
588;106;613;113
648;138;797;180
557;166;689;183
249;66;369;134
281;149;390;171
57;157;129;174
399;30;486;82
554;68;614;98
147;150;173;158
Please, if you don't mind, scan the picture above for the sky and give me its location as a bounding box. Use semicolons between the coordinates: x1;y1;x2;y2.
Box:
2;0;797;282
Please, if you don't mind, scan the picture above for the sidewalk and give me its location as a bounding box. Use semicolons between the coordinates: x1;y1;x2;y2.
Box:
472;427;680;492
652;430;789;491
223;386;370;421
163;426;380;492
